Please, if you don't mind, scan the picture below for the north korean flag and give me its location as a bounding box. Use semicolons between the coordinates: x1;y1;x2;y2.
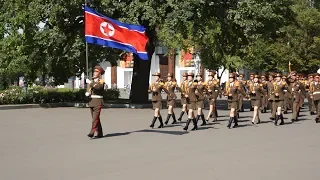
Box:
85;6;149;60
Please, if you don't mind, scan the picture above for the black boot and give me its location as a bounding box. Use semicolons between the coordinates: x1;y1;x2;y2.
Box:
310;111;315;115
315;117;319;123
200;114;206;126
178;111;184;121
171;113;177;124
150;116;157;128
87;133;94;138
158;116;164;128
191;118;198;131
233;116;239;128
283;110;288;114
183;119;192;131
274;115;279;126
227;117;234;129
196;115;201;125
279;114;284;125
165;114;172;125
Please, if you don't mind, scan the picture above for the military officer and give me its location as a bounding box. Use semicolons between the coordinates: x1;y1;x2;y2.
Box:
306;74;316;115
310;74;320;123
164;73;178;125
267;73;276;120
183;72;199;131
195;73;209;126
248;75;265;124
260;74;269;113
287;71;306;122
86;65;106;139
282;75;290;114
148;72;171;128
177;73;188;121
205;71;222;121
224;73;247;128
238;73;246;112
271;73;288;126
246;73;255;111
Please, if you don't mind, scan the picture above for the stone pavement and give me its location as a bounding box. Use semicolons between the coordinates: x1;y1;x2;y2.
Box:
0;105;319;180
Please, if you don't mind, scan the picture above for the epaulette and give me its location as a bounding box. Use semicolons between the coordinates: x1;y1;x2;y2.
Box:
259;84;263;87
172;81;177;85
193;82;198;85
99;79;105;83
159;82;164;86
281;81;286;85
234;81;240;87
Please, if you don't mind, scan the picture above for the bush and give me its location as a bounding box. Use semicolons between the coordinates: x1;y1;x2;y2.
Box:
0;86;120;105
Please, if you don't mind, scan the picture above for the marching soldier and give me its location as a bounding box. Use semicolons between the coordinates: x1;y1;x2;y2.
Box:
310;74;320;123
248;75;265;124
267;73;276;120
164;73;178;125
195;73;208;126
148;72;171;128
270;73;288;126
260;74;268;113
306;74;316;115
86;65;106;139
224;73;247;128
183;72;199;131
238;73;246;112
177;73;189;121
287;71;306;122
282;75;290;114
205;71;222;121
247;73;255;111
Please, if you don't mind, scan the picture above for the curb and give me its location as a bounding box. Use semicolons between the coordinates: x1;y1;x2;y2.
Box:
0;102;157;110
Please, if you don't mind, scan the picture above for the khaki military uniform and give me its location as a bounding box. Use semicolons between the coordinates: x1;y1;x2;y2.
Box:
260;80;269;112
289;80;306;120
248;82;265;107
311;82;320;121
148;81;169;109
179;80;188;105
271;81;288;110
164;81;177;107
225;81;246;109
196;81;208;108
185;81;198;110
267;80;276;119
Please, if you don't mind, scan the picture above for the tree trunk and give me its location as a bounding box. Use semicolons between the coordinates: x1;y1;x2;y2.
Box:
129;40;155;104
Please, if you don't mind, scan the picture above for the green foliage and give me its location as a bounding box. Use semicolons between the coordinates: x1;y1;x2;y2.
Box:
0;86;120;105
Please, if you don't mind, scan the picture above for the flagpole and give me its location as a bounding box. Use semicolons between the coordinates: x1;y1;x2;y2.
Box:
85;0;89;83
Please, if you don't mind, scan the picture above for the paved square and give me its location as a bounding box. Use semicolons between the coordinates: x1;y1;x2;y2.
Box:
0;104;319;180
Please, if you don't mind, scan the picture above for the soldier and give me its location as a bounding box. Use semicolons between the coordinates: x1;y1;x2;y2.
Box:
86;65;106;139
195;73;208;126
271;73;288;126
260;74;268;113
267;73;276;120
177;72;188;121
306;74;316;115
247;73;255;111
248;75;265;124
205;71;222;121
310;74;320;123
224;73;247;128
282;75;290;114
238;73;246;112
164;73;178;125
287;71;306;122
183;72;199;131
148;72;171;128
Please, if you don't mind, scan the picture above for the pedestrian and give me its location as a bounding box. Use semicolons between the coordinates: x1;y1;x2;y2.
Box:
271;73;288;126
183;72;199;131
205;71;222;122
224;73;247;129
164;73;178;125
86;65;106;139
248;75;265;124
260;74;268;113
149;72;171;128
195;73;208;126
310;74;320;123
177;72;188;121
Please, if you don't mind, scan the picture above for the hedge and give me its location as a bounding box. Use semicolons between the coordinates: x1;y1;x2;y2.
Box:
0;86;120;105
